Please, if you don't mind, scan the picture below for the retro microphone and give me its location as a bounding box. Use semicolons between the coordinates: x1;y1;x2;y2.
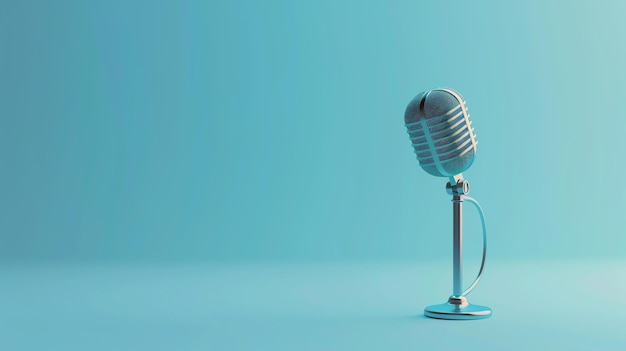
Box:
405;88;492;320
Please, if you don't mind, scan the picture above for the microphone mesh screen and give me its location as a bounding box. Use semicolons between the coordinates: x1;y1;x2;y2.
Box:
404;89;477;177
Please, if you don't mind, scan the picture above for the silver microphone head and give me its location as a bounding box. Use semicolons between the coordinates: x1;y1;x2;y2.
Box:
404;88;478;178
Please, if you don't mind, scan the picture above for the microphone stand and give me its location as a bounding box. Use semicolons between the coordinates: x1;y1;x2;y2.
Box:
423;175;492;320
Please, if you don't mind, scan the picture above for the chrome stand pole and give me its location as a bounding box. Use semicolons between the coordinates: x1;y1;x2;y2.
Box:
423;177;492;320
452;195;463;298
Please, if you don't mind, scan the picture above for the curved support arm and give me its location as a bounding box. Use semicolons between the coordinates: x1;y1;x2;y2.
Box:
460;196;487;297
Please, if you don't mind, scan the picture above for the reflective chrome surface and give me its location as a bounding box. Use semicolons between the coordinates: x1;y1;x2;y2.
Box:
424;298;492;320
423;179;492;320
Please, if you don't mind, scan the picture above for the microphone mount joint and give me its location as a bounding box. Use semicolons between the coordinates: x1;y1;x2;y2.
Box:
446;179;470;196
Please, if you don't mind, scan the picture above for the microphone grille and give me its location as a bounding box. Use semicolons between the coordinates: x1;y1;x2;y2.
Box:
404;89;477;177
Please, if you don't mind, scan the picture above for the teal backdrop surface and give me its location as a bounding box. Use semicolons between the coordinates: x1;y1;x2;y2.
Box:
3;1;626;351
1;0;625;263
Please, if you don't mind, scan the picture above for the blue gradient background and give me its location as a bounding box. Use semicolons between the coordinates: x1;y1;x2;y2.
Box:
3;0;625;263
1;1;626;350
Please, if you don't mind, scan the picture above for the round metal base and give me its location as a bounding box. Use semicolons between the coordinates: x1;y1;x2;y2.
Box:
424;301;492;320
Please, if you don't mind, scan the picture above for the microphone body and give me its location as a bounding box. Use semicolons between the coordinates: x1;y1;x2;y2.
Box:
404;88;477;178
